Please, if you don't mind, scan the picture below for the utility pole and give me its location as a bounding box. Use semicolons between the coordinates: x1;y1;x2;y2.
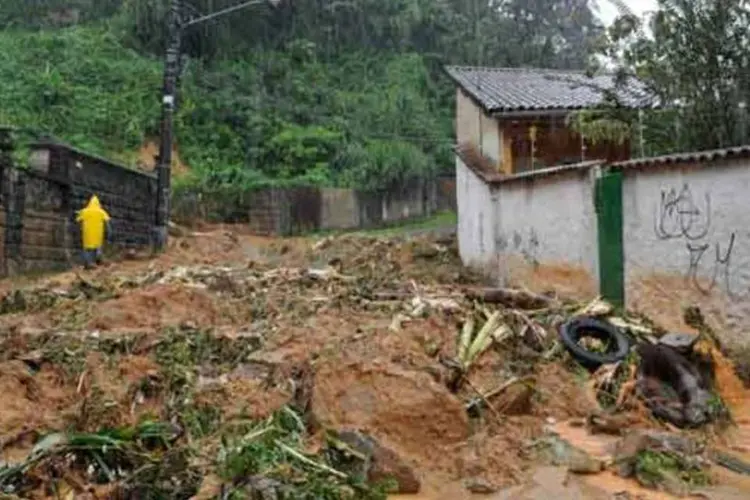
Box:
155;0;182;250
154;0;280;251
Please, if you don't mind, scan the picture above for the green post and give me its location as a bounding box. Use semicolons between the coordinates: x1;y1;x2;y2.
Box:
595;169;625;307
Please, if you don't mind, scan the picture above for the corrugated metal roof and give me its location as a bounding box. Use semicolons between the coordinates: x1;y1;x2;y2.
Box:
445;66;656;114
612;145;750;169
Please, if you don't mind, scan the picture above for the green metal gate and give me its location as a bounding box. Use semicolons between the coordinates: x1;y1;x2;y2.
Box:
595;169;625;307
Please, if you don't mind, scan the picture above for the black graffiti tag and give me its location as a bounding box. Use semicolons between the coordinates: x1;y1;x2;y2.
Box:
653;184;743;298
654;184;711;241
512;228;540;268
686;232;736;295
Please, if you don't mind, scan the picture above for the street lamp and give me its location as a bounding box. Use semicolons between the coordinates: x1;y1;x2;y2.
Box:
154;0;281;250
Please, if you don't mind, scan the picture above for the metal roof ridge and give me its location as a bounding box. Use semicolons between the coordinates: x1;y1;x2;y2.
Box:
445;65;592;74
444;65;625;80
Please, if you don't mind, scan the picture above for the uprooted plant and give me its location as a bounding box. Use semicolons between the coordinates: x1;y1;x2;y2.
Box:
216;407;394;499
0;420;199;497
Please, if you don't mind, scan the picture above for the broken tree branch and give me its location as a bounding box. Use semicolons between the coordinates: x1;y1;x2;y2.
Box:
465;287;557;309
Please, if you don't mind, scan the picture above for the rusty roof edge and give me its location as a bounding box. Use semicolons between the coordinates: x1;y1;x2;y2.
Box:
453;143;505;184
454;142;604;186
610;145;750;170
493;160;603;186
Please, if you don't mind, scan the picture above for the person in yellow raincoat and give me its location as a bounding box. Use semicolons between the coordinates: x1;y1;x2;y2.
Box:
76;195;111;269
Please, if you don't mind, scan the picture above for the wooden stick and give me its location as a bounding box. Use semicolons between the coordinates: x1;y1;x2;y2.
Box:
465;287;557;309
275;440;348;478
483;375;536;402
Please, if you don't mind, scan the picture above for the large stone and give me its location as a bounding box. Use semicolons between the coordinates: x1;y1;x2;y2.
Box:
464;477;499;494
327;430;421;494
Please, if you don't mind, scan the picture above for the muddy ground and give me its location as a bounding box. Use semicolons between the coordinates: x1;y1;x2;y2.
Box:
0;226;749;499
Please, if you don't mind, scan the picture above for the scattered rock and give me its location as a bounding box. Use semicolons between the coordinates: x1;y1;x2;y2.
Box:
464;477;498;494
587;413;635;436
328;430;421;494
180;320;198;330
493;382;535;415
658;332;699;354
241;475;290;500
535;436;605;474
614;430;701;476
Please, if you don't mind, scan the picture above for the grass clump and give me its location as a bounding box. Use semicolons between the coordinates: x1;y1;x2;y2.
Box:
634;449;711;492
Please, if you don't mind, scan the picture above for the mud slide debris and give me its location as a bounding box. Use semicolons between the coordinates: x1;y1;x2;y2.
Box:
0;229;748;499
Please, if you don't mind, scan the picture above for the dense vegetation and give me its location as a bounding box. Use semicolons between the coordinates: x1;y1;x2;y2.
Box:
0;0;604;190
581;0;750;154
1;1;749;190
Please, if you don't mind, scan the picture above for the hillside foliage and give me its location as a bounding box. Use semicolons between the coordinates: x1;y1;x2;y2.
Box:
0;0;604;190
2;1;747;190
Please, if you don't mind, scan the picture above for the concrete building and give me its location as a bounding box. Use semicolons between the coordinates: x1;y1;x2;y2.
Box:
444;66;653;174
444;67;750;346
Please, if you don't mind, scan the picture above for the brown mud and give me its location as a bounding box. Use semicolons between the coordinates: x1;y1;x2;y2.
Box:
0;226;749;498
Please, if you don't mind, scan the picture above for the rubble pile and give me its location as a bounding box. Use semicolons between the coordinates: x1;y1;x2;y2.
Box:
0;229;748;499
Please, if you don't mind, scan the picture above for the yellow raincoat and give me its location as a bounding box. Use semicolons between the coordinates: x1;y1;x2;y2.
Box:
76;195;111;250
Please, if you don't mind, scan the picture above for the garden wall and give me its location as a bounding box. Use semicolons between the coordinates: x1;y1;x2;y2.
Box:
0;130;157;275
172;178;444;235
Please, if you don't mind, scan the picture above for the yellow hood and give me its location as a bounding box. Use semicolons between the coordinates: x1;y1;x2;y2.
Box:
85;196;101;210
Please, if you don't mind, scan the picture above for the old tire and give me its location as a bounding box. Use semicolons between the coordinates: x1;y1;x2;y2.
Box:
558;316;630;370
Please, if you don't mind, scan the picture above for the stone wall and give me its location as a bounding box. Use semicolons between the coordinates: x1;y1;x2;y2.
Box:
172;179;443;235
0;131;156;275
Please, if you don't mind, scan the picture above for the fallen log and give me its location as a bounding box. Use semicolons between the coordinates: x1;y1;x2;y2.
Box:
465;287;557;309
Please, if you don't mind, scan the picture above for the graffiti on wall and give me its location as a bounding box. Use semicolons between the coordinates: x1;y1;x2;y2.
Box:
494;227;540;268
654;183;738;297
513;227;540;267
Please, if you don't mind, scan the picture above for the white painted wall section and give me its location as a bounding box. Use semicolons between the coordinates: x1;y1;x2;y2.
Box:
622;160;750;343
622;162;750;287
480;112;500;165
494;170;599;281
456;158;497;268
455;88;500;166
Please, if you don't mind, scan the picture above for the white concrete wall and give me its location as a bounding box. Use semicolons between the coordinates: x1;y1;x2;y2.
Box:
622;159;750;345
456;89;500;165
480;112;500;165
456;89;480;146
494;169;599;289
456;157;497;269
456;148;750;346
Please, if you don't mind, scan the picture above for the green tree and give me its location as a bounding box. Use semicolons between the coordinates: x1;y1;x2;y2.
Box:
589;0;750;153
